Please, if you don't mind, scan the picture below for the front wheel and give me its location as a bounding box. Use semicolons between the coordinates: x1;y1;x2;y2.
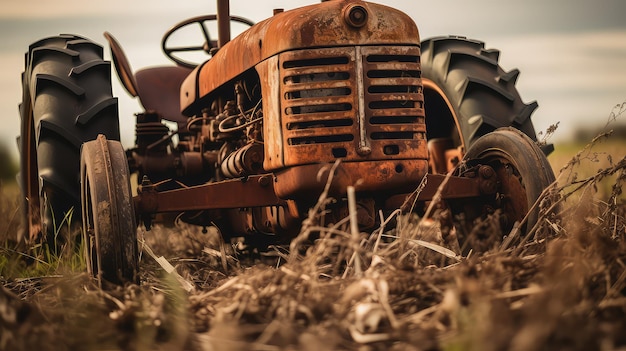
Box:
449;127;556;253
81;135;138;287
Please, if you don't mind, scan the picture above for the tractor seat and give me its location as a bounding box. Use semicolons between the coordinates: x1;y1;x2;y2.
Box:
135;66;192;129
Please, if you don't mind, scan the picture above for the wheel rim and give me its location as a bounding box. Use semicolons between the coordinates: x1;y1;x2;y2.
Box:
81;170;98;280
477;151;530;229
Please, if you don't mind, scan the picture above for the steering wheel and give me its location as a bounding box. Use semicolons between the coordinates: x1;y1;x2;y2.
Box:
162;14;255;68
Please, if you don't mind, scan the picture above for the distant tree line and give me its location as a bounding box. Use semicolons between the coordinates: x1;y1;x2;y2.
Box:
573;123;626;143
0;142;18;181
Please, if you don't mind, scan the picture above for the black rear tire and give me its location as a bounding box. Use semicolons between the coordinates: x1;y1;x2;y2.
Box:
420;36;552;163
19;34;120;242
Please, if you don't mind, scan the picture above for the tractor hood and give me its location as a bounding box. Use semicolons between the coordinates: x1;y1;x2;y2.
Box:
180;0;420;116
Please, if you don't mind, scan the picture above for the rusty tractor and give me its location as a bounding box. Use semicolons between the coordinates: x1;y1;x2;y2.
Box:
19;0;555;286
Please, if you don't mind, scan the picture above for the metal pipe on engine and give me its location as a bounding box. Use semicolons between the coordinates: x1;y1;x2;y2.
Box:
220;142;264;178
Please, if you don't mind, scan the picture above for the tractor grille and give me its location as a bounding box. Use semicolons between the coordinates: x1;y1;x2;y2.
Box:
279;46;426;166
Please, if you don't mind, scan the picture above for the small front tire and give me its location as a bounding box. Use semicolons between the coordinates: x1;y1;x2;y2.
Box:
450;127;556;253
81;135;138;287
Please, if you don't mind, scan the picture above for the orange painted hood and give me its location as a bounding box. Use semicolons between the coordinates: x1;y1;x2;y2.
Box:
181;0;420;115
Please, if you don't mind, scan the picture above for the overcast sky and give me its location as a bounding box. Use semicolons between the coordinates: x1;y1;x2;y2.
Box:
1;0;625;160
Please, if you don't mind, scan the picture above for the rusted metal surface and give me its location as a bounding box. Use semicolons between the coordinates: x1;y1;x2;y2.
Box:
274;160;428;200
133;1;429;237
16;0;559;289
103;32;138;97
181;0;420;114
217;0;231;48
120;0;540;242
219;202;302;238
269;45;425;169
492;158;529;224
220;142;264;178
134;174;282;214
384;174;483;210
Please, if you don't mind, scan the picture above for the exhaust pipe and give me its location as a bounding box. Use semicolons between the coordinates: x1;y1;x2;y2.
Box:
217;0;231;47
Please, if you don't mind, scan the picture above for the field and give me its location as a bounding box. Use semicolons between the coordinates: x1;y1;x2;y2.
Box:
0;128;625;351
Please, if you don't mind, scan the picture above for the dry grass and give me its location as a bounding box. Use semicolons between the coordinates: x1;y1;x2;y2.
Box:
0;182;21;243
1;127;625;350
175;142;625;350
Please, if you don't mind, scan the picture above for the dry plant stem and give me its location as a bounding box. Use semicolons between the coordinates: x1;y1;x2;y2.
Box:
191;276;240;301
372;209;402;253
304;226;351;238
98;289;126;310
605;267;626;300
612;199;620;239
218;233;229;273
560;156;626;199
494;285;543;299
407;239;460;261
403;174;428;215
139;238;195;292
559;131;613;172
346;186;362;278
403;303;439;324
1;246;49;266
342;247;359;279
377;280;399;329
548;152;626;248
500;221;521;251
198;334;279;351
406;167;458;257
288;159;342;261
422;167;455;220
502;179;559;253
378;231;460;261
4;205;21;244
